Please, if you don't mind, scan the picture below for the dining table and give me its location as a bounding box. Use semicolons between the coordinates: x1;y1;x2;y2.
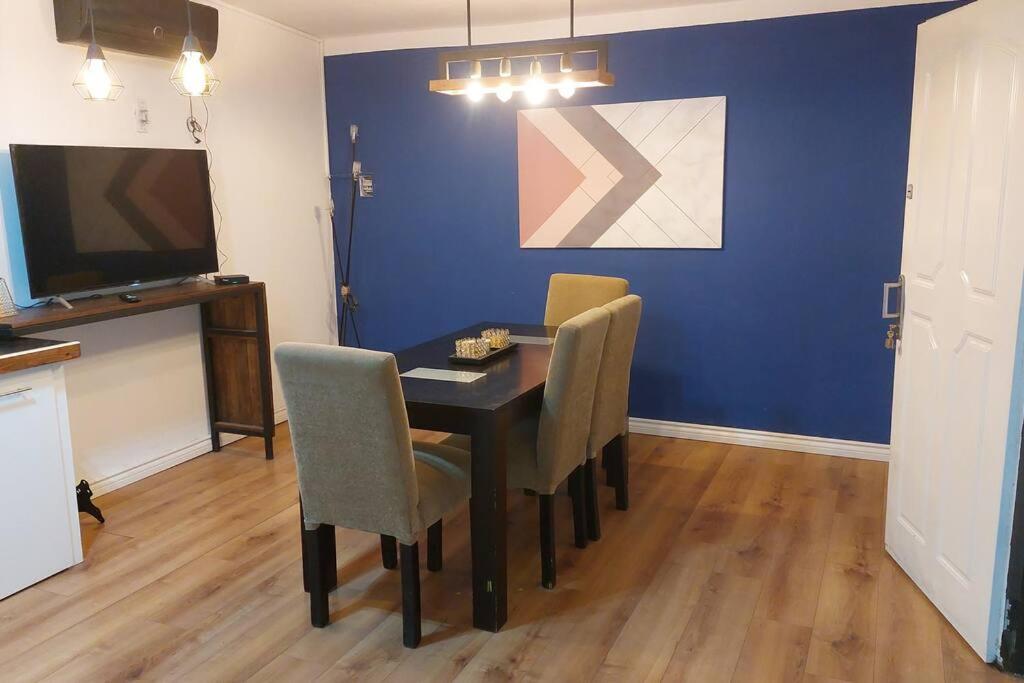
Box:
394;321;557;633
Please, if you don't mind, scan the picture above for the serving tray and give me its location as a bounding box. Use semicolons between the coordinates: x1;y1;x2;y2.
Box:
448;342;519;366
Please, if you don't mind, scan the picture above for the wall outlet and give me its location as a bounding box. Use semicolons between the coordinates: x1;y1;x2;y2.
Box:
135;100;150;133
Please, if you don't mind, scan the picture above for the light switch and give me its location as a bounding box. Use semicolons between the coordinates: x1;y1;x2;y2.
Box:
135;100;150;133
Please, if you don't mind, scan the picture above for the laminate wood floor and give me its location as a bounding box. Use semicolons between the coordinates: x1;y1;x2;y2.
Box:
0;427;1013;682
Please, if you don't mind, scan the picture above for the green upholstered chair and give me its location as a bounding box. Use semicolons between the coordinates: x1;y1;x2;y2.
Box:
275;343;471;648
445;307;610;588
543;273;629;327
583;295;643;540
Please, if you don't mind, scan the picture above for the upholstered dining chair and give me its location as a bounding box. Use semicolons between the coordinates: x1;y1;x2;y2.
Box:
445;307;610;589
275;343;471;648
543;273;629;327
583;295;643;540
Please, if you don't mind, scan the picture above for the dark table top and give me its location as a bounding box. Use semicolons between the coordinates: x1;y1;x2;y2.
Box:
396;322;557;412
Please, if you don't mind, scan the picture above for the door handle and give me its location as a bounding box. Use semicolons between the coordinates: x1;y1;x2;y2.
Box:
882;275;905;350
0;386;31;400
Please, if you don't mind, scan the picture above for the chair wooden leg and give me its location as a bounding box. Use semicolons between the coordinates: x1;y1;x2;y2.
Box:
400;542;421;648
301;499;337;593
568;466;589;549
584;458;601;541
539;494;556;589
308;524;331;627
427;521;443;572
381;535;398;570
611;433;630;510
603;440;617;487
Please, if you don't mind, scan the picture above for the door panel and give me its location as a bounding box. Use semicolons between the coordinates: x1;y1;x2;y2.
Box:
886;0;1024;660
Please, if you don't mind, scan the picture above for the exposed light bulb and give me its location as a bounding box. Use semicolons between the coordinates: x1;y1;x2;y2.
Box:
496;81;513;103
84;58;113;99
466;79;485;102
558;77;576;99
525;58;547;105
181;52;208;97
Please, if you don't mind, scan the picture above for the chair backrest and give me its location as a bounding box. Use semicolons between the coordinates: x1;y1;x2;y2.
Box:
275;343;420;541
590;295;643;453
543;273;629;326
536;307;611;489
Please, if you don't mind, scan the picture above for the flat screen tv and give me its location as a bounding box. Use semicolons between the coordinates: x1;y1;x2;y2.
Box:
10;144;219;298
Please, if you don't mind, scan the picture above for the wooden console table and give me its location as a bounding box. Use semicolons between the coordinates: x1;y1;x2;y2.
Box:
0;280;276;459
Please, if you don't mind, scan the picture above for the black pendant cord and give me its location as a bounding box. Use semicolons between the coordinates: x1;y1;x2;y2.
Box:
466;0;472;47
338;133;362;348
88;0;97;43
570;0;575;39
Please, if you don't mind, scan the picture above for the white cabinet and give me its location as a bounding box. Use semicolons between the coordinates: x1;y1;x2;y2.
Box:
0;365;82;599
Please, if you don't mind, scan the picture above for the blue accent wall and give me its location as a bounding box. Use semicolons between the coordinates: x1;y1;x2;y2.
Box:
323;3;961;445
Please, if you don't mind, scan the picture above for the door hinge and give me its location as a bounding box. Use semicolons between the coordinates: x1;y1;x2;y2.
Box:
906;184;915;200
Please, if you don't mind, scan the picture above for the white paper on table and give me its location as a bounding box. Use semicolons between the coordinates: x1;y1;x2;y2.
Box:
509;335;554;345
400;367;486;383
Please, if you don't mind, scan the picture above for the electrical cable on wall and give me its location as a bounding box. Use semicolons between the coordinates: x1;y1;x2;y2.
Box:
185;96;229;272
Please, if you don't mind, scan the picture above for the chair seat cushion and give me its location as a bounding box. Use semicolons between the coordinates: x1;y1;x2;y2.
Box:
441;419;562;494
412;441;471;529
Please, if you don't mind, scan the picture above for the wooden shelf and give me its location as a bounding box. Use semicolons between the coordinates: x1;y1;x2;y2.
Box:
0;280;263;337
0;280;276;459
0;338;81;375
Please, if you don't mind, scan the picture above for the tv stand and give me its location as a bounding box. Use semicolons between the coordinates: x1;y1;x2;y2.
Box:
0;280;276;459
51;296;74;310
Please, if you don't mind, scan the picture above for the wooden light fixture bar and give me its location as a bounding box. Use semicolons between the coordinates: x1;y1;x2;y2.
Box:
428;40;614;96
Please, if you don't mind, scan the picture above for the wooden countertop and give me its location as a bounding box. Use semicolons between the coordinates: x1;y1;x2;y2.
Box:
0;338;81;375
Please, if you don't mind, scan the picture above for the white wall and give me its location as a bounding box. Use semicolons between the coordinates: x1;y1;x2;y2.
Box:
0;1;335;494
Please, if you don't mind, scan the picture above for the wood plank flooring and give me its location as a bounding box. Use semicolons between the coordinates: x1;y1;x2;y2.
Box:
0;428;1013;682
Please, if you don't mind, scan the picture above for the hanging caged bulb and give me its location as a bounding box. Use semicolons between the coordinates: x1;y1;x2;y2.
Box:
170;3;220;97
73;3;124;102
170;34;220;97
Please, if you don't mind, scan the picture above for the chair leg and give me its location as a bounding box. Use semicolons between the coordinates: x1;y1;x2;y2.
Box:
400;542;422;648
568;466;589;549
603;440;617;487
611;433;630;510
539;494;556;589
308;524;332;627
584;458;601;541
427;521;443;572
381;535;398;570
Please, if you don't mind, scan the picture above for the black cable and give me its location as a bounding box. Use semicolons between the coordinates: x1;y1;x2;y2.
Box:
467;0;472;47
570;0;574;39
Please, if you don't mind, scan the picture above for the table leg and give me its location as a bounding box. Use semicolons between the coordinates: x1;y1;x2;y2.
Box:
470;411;509;632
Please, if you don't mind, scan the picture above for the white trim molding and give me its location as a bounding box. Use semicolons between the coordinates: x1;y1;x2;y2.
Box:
629;417;890;462
323;0;959;55
88;407;290;497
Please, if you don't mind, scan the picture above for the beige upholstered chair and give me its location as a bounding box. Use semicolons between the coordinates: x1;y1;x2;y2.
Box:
543;273;629;327
275;343;471;648
583;295;643;540
446;307;610;588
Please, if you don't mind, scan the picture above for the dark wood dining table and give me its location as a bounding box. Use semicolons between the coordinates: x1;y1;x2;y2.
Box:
395;321;557;632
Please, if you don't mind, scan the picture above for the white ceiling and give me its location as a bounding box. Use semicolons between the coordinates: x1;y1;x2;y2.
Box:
224;0;722;39
222;0;955;43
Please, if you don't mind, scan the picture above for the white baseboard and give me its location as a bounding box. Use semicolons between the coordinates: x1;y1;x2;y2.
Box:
628;417;890;462
88;407;291;497
87;437;216;498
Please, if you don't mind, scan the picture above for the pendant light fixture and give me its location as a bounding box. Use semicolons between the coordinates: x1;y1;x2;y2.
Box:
170;1;220;97
72;0;124;102
429;0;613;104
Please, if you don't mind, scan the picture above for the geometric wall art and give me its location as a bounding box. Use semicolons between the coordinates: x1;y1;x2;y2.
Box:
517;97;726;248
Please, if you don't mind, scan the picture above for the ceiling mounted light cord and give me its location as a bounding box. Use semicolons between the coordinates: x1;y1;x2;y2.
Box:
570;0;575;39
467;0;473;47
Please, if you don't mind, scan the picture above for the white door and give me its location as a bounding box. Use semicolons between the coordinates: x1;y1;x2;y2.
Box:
886;0;1024;660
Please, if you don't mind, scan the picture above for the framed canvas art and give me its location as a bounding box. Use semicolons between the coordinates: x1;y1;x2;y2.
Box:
517;97;726;249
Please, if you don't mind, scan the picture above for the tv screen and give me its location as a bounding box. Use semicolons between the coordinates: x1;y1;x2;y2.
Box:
10;144;219;298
